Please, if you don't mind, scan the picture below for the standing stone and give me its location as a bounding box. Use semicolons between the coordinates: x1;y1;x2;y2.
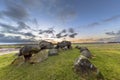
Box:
74;55;104;80
79;47;92;59
48;49;58;56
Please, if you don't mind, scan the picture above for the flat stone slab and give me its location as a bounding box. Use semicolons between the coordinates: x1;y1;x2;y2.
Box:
29;50;48;63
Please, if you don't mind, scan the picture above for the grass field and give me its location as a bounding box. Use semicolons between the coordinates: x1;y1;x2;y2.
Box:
0;43;120;80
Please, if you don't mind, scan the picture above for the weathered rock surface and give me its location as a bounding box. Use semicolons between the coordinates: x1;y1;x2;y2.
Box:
79;47;92;58
11;56;25;66
29;50;48;64
74;55;104;80
48;49;58;56
11;50;48;65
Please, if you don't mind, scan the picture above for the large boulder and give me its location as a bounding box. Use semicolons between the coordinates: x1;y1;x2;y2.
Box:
12;50;48;65
79;47;92;58
39;40;54;50
18;45;41;62
29;50;48;64
74;55;104;80
48;49;58;56
56;41;72;50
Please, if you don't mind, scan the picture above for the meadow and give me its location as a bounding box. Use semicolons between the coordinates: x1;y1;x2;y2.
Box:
0;43;120;80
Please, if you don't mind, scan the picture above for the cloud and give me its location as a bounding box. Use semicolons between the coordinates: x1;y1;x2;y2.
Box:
0;33;33;43
69;33;77;38
103;15;120;22
86;22;101;27
0;22;36;38
39;28;55;34
23;32;36;37
2;1;29;21
99;30;120;42
0;33;5;37
0;22;30;32
56;28;78;38
83;15;120;27
17;21;31;29
105;30;120;36
68;28;74;33
105;31;115;35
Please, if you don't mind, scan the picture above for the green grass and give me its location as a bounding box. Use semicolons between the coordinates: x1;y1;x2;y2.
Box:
0;43;120;80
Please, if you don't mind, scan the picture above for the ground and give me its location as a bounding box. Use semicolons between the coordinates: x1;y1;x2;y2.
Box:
0;43;120;80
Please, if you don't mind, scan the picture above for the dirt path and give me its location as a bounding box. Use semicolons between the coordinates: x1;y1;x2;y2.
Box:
0;48;19;56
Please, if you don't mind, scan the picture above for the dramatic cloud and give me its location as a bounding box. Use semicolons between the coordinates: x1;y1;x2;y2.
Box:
39;28;55;34
106;31;115;35
17;21;31;29
105;30;120;36
0;33;5;37
2;1;29;21
0;34;33;43
0;22;36;39
69;33;77;38
56;28;78;38
23;32;36;37
0;22;31;33
68;28;74;33
99;30;120;42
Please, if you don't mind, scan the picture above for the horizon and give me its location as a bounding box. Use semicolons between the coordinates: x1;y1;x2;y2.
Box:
0;0;120;43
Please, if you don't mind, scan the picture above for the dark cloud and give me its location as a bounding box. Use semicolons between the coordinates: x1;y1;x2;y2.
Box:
86;22;101;27
105;30;120;36
83;15;120;28
23;32;36;37
0;22;18;32
68;28;74;33
0;33;5;37
61;29;66;33
56;33;68;38
3;1;29;21
17;21;31;29
56;29;67;38
0;22;30;32
106;31;115;35
56;33;62;38
39;28;55;34
56;28;78;38
0;34;33;43
0;22;36;38
69;33;77;38
103;15;120;22
101;30;120;42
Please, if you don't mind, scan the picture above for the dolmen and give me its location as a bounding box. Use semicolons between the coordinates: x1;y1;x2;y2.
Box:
11;44;48;65
48;48;58;56
73;55;104;80
56;41;72;50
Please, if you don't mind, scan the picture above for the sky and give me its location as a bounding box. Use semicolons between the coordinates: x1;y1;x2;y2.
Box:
0;0;120;43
